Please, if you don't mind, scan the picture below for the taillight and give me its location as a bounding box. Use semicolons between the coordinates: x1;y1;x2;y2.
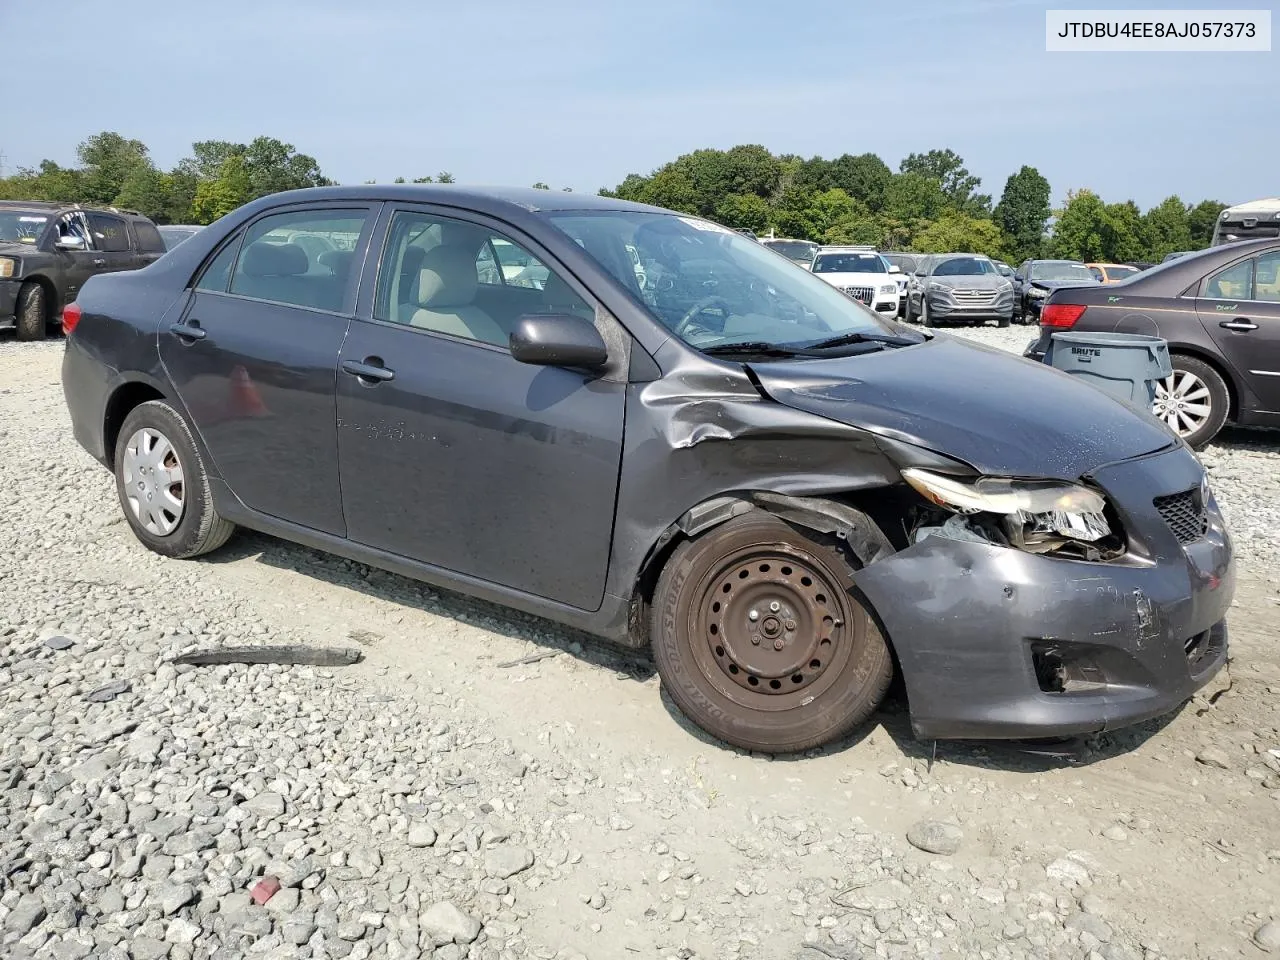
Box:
61;302;82;336
1041;303;1086;329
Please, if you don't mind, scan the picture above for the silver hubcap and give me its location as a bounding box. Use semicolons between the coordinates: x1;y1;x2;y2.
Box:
1153;371;1212;437
122;428;185;536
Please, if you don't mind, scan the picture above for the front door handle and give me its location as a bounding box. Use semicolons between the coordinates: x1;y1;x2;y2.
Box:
341;358;395;383
92;258;106;267
169;322;206;341
1219;320;1258;331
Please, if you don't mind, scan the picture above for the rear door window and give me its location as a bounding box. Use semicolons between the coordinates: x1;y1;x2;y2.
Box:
131;220;166;254
1203;259;1254;300
227;209;370;312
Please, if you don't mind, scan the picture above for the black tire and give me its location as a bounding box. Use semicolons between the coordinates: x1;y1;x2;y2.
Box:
651;512;893;754
113;400;236;559
997;315;1011;328
15;283;47;341
1154;355;1230;450
904;295;918;323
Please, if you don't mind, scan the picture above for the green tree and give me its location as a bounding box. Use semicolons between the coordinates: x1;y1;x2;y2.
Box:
1050;189;1110;260
532;181;550;190
114;166;172;220
882;172;947;223
412;176;434;183
714;193;771;233
912;212;1007;259
828;153;893;211
899;148;990;214
994;165;1051;262
191;154;252;224
1102;200;1147;261
1143;195;1193;261
393;176;406;184
77;132;151;205
1187;199;1227;248
436;171;455;183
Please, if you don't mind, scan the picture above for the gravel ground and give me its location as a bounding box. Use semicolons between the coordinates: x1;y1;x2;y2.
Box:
1;334;1279;960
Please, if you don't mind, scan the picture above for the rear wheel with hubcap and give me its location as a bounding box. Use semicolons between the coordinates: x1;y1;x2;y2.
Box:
652;513;893;754
114;400;236;558
1152;355;1229;449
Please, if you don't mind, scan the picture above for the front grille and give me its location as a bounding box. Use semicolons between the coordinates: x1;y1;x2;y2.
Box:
841;286;874;305
1154;488;1208;544
951;288;998;304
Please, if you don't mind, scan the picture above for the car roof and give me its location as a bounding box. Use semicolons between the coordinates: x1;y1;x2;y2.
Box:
0;200;149;218
246;184;674;218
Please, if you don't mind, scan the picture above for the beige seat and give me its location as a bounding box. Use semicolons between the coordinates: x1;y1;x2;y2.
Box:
408;246;506;346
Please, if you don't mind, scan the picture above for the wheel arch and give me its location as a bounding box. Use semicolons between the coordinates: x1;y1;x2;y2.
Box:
103;378;170;469
629;486;905;648
20;274;59;317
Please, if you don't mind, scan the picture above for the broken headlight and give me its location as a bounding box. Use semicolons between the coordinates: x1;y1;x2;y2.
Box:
902;468;1112;547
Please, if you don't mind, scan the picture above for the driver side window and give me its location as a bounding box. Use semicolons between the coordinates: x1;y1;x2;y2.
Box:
57;213;91;247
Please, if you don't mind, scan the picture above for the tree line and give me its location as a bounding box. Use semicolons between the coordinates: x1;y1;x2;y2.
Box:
602;145;1227;264
0;132;1227;264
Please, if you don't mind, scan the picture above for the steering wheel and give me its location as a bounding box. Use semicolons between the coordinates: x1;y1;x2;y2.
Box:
674;296;734;339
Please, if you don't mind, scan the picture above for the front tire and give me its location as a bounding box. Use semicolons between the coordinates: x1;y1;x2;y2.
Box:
15;283;47;341
113;400;236;559
920;298;933;327
1153;355;1230;449
651;513;893;754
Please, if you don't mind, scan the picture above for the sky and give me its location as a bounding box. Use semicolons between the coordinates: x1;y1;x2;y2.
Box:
3;0;1277;209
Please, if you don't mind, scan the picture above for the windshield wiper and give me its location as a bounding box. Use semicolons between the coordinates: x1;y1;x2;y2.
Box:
700;341;812;358
801;331;921;350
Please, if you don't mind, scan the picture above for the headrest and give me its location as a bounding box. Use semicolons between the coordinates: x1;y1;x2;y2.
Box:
319;249;354;276
241;242;309;277
417;245;478;308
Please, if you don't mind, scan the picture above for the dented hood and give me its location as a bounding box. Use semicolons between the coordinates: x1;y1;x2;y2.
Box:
747;335;1175;479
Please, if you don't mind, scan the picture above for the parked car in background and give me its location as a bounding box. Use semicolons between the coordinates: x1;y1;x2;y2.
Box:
0;201;166;340
993;260;1015;278
881;252;918;315
61;184;1233;752
735;228;758;241
1212;198;1280;246
1126;261;1158;272
1162;251;1193;263
809;247;900;314
906;253;1014;327
760;237;819;268
1025;239;1280;447
158;225;204;250
1011;259;1099;324
1086;262;1141;284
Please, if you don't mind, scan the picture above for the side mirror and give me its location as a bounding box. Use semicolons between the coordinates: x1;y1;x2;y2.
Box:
510;313;608;370
888;264;901;274
56;236;87;251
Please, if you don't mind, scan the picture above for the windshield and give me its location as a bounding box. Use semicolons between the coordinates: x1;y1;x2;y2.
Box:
1106;264;1139;279
1030;262;1095;281
811;252;886;274
761;239;817;262
932;257;997;277
0;211;49;244
544;211;900;350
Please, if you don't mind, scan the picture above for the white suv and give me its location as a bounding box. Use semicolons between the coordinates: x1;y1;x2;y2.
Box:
809;247;901;315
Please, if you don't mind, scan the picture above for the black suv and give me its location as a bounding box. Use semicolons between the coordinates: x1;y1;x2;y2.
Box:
0;201;167;340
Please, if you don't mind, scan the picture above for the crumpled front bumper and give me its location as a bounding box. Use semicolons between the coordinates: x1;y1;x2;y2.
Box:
853;445;1233;740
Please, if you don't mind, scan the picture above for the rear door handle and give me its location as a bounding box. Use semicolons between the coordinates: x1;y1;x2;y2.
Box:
1219;320;1258;331
169;322;207;341
341;359;395;383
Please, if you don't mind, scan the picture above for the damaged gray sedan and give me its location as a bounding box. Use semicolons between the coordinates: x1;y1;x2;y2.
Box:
61;186;1234;753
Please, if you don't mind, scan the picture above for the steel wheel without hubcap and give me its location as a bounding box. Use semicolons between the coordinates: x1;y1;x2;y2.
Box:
1153;370;1212;438
121;427;185;536
691;548;851;710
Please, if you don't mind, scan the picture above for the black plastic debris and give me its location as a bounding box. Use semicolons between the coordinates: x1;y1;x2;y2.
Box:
171;645;363;668
85;679;131;702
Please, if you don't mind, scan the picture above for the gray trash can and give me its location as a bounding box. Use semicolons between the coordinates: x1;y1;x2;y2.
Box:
1043;331;1173;411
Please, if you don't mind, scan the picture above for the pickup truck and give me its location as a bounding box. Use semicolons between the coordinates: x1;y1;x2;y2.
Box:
0;201;166;340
